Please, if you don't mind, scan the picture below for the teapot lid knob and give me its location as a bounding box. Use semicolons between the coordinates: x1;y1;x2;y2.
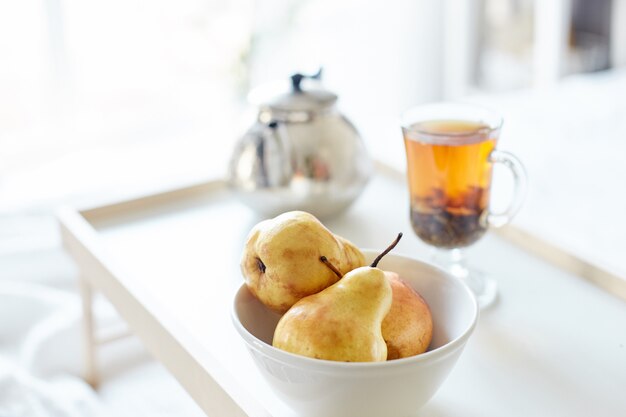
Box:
290;68;323;92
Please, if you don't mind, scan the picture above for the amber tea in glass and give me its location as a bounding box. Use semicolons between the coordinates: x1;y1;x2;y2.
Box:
404;120;496;248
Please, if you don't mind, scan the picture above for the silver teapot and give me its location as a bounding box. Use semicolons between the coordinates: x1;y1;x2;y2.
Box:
228;71;372;219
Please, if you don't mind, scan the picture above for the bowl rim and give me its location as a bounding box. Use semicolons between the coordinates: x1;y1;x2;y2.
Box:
232;250;479;373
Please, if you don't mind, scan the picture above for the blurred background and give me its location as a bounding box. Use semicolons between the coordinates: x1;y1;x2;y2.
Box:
1;0;625;415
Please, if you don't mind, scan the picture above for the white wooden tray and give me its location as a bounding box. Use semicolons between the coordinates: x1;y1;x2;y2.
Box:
58;163;626;417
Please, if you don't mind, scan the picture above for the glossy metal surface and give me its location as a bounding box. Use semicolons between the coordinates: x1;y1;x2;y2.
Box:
229;77;372;219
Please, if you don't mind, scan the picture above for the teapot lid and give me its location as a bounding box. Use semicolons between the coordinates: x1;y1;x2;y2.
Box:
248;70;338;113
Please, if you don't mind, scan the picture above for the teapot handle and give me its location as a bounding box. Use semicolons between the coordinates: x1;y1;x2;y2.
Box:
263;120;293;185
291;68;323;92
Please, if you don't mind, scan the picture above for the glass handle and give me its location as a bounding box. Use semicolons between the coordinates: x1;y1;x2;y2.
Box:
485;150;528;228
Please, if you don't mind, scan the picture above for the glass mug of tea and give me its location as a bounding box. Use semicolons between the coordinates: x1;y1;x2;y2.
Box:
402;103;527;308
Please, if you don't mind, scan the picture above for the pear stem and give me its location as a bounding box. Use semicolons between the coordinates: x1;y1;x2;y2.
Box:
370;233;403;268
320;256;343;278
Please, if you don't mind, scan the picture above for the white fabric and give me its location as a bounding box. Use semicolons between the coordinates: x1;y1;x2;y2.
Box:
0;358;106;417
0;281;108;417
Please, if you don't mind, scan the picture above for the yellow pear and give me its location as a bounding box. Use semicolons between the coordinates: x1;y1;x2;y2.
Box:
241;211;365;314
335;235;365;272
382;271;433;360
272;266;392;362
272;233;403;362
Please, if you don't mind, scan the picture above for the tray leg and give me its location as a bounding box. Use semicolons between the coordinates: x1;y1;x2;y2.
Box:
80;275;99;388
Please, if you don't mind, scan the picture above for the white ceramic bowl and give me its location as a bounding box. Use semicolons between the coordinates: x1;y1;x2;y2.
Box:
232;250;478;417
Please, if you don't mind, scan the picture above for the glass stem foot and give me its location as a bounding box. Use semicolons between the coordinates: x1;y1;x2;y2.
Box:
431;248;497;309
